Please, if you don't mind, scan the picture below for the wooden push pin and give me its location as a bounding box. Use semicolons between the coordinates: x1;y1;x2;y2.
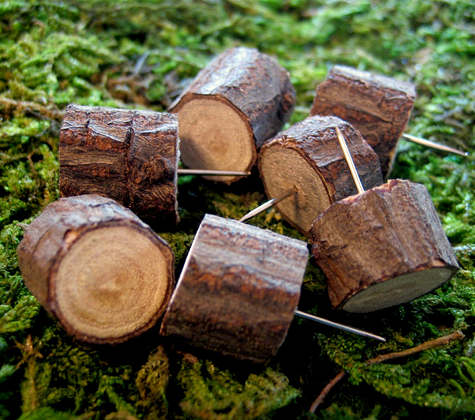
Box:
310;127;459;312
60;105;250;225
169;47;296;183
17;195;174;344
253;115;383;234
310;65;468;177
160;214;385;364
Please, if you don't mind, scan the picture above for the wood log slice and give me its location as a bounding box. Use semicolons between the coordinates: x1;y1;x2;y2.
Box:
169;47;295;183
259;115;383;235
310;179;459;313
60;105;179;225
17;194;175;344
310;65;416;177
160;214;308;363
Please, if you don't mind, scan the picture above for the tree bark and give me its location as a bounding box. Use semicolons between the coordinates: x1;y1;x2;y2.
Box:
160;214;308;363
310;179;459;312
259;115;383;235
169;47;295;183
60;105;179;225
17;195;175;344
310;65;416;177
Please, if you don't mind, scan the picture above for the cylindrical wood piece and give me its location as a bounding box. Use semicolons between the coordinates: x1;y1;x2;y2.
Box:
160;214;308;363
310;65;416;177
17;195;175;344
259;115;383;235
60;105;179;224
169;47;295;183
310;179;459;313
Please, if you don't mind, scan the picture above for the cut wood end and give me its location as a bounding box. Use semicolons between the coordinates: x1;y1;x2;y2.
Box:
342;266;456;313
53;225;173;343
174;96;256;183
259;144;331;234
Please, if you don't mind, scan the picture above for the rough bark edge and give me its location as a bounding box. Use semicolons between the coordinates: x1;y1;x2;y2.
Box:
170;93;258;183
59;104;180;223
311;179;460;310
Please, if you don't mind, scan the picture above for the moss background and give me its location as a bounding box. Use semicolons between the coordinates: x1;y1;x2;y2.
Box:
0;0;473;419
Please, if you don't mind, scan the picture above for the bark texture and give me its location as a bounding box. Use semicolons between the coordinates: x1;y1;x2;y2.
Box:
169;47;295;182
160;214;308;363
310;179;459;312
17;194;175;344
310;65;416;177
259;115;383;235
60;104;179;224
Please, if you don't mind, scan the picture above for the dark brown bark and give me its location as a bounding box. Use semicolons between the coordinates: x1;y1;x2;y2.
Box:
169;47;295;182
160;214;308;363
60;105;179;225
17;194;175;344
310;179;459;312
310;65;416;177
259;115;383;235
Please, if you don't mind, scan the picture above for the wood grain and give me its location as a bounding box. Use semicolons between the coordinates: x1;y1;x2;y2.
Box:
17;195;175;344
310;179;459;312
310;65;416;177
170;47;295;182
60;105;179;225
160;214;308;363
259;115;383;234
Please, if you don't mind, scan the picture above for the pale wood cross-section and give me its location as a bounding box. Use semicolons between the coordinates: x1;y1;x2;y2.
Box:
17;195;175;344
259;115;383;235
170;47;296;183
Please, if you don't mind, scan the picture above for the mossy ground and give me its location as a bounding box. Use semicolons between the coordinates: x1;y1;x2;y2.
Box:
0;1;474;419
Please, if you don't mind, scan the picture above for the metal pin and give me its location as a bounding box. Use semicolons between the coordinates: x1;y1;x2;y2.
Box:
239;188;295;223
335;127;365;194
402;133;469;157
177;169;251;176
294;310;386;342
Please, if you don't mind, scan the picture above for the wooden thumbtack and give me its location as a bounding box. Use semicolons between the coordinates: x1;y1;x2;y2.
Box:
256;115;382;233
310;65;468;178
17;195;174;344
310;128;459;313
170;47;295;184
161;214;385;363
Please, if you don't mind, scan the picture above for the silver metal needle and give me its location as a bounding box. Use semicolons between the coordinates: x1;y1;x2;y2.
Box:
177;169;251;176
402;133;469;157
239;188;295;223
294;310;386;342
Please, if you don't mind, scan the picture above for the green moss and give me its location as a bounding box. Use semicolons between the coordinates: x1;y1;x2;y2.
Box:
135;346;169;419
18;407;76;420
177;356;299;419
